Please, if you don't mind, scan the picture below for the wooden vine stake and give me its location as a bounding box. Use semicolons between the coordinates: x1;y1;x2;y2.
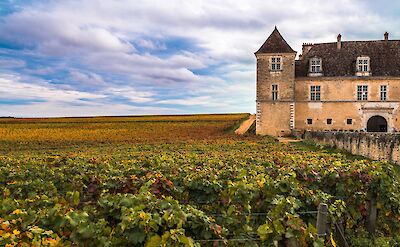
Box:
316;203;328;238
367;192;377;235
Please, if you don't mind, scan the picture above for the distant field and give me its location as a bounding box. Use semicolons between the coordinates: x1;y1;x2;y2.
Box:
0;114;249;152
0;114;400;246
0;114;249;123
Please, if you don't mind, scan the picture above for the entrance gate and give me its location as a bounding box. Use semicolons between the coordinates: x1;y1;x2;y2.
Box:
367;116;387;132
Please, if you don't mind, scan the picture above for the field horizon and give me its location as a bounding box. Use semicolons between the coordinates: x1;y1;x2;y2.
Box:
0;113;252;121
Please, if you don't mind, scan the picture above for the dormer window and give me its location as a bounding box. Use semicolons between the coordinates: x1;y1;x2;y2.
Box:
356;56;371;76
310;58;322;72
308;57;323;77
270;56;282;71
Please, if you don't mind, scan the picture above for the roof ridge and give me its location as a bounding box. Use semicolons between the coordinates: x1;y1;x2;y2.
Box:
312;40;400;46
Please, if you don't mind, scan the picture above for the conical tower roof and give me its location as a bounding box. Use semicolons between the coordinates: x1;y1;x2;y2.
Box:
255;27;295;54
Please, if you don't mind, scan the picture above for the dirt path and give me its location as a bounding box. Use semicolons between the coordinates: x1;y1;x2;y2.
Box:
235;114;256;134
277;137;302;144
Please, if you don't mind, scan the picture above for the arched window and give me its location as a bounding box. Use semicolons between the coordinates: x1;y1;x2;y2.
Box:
308;57;322;76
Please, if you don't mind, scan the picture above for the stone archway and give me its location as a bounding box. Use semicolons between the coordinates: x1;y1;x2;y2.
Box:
367;115;387;132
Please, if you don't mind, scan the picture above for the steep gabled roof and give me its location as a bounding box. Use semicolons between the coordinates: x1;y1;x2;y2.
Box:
295;40;400;77
255;27;296;54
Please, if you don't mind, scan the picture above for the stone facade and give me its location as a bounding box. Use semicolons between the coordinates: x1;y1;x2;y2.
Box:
256;28;400;136
256;53;296;136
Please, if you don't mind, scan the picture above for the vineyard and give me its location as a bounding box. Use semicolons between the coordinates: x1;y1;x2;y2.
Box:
0;114;400;246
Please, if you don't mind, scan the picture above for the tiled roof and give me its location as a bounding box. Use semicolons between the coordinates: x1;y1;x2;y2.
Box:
255;27;296;54
295;40;400;77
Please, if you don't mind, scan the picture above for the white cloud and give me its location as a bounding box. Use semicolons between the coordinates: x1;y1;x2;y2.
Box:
81;51;222;86
136;39;166;50
1;8;134;55
107;86;155;103
0;74;105;103
0;73;177;117
157;96;214;106
0;101;179;118
69;70;107;87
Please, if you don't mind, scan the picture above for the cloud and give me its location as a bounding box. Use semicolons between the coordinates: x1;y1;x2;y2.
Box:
136;39;166;50
0;101;179;118
68;70;107;88
0;7;135;55
157;96;214;106
0;74;105;103
0;0;399;116
106;86;155;103
81;51;221;87
0;58;26;68
0;73;176;117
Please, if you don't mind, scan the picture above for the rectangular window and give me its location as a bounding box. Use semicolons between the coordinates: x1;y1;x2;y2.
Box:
271;57;281;71
327;119;332;125
347;119;353;125
357;58;370;72
310;58;322;73
357;85;368;101
272;84;278;101
307;118;313;125
310;85;321;101
380;85;387;101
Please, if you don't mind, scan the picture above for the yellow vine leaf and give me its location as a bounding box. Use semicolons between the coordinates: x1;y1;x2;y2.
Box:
330;233;337;247
12;209;22;215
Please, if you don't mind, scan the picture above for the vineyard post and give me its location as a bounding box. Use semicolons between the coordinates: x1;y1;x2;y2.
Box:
367;191;377;235
316;203;328;239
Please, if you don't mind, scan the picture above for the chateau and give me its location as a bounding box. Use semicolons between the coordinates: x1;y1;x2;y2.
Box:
255;27;400;136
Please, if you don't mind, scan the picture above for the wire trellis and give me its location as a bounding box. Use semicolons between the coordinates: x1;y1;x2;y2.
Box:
191;208;349;245
207;210;318;217
191;210;320;244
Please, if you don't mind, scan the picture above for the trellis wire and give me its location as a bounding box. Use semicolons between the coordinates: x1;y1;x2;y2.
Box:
208;210;318;217
196;238;261;242
192;210;320;243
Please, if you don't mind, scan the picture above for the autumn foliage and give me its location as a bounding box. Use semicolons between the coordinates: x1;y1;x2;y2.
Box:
0;114;399;246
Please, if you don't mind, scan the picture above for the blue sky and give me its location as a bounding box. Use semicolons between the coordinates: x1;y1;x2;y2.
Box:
0;0;400;117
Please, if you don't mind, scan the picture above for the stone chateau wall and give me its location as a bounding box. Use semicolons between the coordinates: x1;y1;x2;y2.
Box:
303;131;400;164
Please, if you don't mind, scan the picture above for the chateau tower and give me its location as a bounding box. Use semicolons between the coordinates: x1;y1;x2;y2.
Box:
255;27;297;136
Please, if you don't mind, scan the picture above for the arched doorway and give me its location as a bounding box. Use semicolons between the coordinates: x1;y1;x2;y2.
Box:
367;115;387;132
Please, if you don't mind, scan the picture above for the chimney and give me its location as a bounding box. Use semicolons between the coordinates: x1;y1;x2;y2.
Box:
302;43;313;56
384;32;389;41
337;34;342;50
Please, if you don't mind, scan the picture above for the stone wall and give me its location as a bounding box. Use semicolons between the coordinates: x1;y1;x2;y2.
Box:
304;131;400;164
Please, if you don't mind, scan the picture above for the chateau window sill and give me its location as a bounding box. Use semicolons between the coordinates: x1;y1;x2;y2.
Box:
269;70;282;74
356;71;372;77
308;72;323;77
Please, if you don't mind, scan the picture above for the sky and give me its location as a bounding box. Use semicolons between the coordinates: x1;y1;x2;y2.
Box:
0;0;400;117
